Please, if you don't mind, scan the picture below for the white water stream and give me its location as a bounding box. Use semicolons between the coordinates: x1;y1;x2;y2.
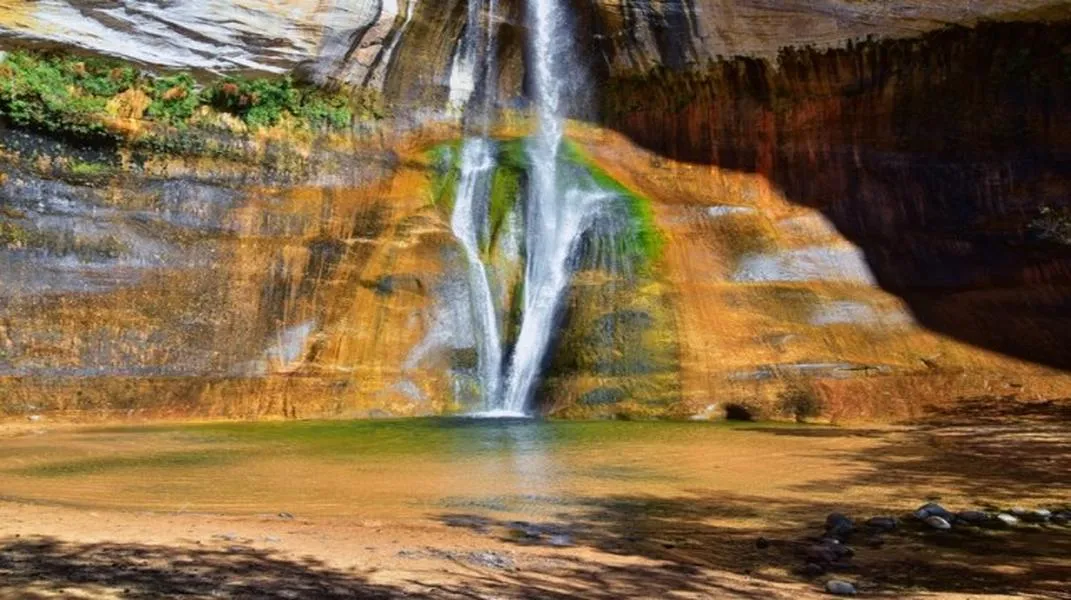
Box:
452;0;603;415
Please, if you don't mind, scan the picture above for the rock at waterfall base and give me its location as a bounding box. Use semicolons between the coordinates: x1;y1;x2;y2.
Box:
826;580;857;596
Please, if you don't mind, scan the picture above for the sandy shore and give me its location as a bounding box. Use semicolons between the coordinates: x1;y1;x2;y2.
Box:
2;497;1066;600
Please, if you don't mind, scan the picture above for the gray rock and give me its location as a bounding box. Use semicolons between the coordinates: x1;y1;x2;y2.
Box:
1051;513;1069;526
549;534;573;547
828;543;854;560
955;511;989;525
468;551;513;570
1010;507;1029;517
996;513;1020;527
825;513;855;540
801;562;826;577
826;513;853;528
865;516;897;531
1024;509;1052;523
806;545;839;565
915;502;952;520
508;522;542;539
924;516;952;531
826;580;857;596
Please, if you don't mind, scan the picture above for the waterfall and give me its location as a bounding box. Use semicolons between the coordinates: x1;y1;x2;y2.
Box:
452;138;503;410
452;0;503;411
501;0;601;413
450;0;599;415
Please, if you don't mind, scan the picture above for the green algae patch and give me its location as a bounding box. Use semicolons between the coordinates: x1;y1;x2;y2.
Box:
427;138;527;256
428;136;663;271
9;450;235;478
428;141;462;213
486;139;528;255
563;141;664;272
86;417;802;457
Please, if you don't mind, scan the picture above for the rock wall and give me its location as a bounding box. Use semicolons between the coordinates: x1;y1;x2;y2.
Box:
601;20;1071;371
4;1;1066;100
1;3;1070;422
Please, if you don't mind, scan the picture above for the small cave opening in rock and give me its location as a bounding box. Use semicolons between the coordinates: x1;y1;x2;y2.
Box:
724;403;755;422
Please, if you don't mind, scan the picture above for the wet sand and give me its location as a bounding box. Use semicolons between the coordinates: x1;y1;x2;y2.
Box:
1;399;1069;599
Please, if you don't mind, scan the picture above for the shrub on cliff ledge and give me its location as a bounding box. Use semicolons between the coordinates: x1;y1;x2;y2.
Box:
0;51;126;142
0;50;366;148
202;76;356;130
779;384;823;423
146;73;199;125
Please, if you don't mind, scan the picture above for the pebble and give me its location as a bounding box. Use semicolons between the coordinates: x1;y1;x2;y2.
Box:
277;512;295;520
996;513;1019;527
1010;507;1029;517
806;545;839;565
1024;509;1051;523
825;513;855;540
915;502;952;520
549;534;573;547
865;516;897;531
801;562;826;577
827;542;854;560
955;511;989;525
27;415;41;422
826;513;852;528
825;580;857;596
468;551;513;570
508;521;542;539
755;536;770;549
1051;512;1070;526
924;516;952;531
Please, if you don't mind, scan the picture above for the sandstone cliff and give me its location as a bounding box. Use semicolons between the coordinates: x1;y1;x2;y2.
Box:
0;1;1068;421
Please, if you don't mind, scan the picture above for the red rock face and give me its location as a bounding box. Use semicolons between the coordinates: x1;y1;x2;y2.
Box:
601;21;1071;369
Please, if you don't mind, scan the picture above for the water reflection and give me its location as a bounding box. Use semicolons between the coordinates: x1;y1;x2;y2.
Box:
1;419;803;518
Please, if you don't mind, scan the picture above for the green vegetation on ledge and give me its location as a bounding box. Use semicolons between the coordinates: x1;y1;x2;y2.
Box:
0;50;383;148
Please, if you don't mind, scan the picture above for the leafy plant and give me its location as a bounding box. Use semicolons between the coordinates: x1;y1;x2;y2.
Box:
147;74;199;125
0;50;364;150
1029;205;1071;245
778;385;823;423
0;51;122;142
204;76;354;130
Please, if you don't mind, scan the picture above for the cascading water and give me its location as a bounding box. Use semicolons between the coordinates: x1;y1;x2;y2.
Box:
451;0;505;412
452;138;504;410
500;0;605;413
451;0;603;416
